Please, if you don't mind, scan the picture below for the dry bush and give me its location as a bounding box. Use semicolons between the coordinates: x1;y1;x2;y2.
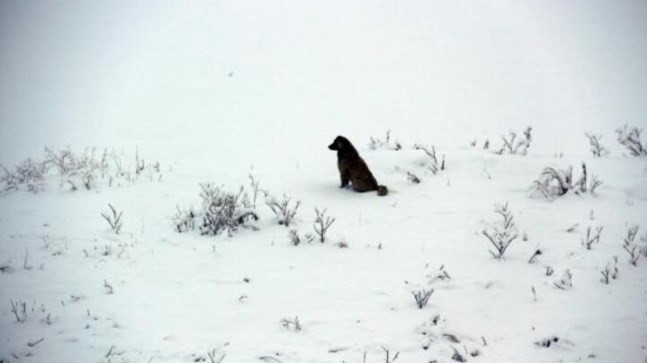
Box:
616;125;646;157
482;202;518;259
1;147;161;193
368;130;402;151
199;184;259;236
265;193;300;226
530;163;602;200
495;127;532;155
585;133;609;157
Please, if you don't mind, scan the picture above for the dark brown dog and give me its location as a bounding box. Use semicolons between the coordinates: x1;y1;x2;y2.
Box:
328;135;388;196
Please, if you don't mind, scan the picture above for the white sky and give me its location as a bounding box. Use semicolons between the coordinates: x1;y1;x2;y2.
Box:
1;1;646;161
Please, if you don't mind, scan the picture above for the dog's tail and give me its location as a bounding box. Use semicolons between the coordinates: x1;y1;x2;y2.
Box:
377;185;388;196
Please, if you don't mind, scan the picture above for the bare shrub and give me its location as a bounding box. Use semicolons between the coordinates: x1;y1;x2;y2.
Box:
530;166;572;199
47;147;161;189
368;130;402;151
412;288;434;309
496;126;532;155
45;147;106;190
553;269;573;290
207;347;226;363
413;144;445;174
640;232;647;257
287;229;313;246
248;174;261;209
10;299;29;323
105;346;125;359
101;204;123;234
528;249;542;264
381;347;400;363
1;147;162;193
280;316;302;331
622;224;641;266
530;163;602;200
173;206;196;233
589;174;603;194
0;159;46;193
313;208;335;243
104;279;114;295
482;202;518;259
288;229;301;246
265;194;300;226
451;346;466;362
535;336;560;348
406;171;421;184
427;264;451;283
623;224;639;245
585;133;609;157
615;125;647;157
600;257;619;284
581;225;603;250
199;184;258;236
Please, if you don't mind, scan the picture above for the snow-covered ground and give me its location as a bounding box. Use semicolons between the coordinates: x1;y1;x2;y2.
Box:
1;1;646;362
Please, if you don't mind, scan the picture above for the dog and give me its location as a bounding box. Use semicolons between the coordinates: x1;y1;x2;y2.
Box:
328;135;388;196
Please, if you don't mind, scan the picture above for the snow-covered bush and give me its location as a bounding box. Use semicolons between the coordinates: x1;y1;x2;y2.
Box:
412;288;434;309
248;174;262;209
313;207;335;243
581;225;603;250
482;202;518;259
427;264;452;283
288;229;301;246
622;224;640;266
265;193;300;226
530;163;602;200
0;159;46;193
584;133;609;157
531;166;572;199
380;347;400;363
280;316;302;331
44;147;108;190
368;130;401;150
206;347;226;363
413;144;445;174
101;204;124;234
1;147;162;193
495;127;532;155
553;269;573;290
406;171;421;184
199;184;259;236
600;257;619;284
104;279;114;295
173;206;196;233
9;299;29;323
535;336;560;348
287;229;313;246
615;125;647;157
528;249;542;264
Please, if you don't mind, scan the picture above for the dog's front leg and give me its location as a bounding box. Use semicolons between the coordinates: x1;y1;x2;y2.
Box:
340;172;350;188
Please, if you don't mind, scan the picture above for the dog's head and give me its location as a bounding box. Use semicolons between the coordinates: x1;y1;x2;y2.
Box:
328;135;349;151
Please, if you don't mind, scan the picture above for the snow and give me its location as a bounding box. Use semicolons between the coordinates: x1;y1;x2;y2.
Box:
1;1;647;362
